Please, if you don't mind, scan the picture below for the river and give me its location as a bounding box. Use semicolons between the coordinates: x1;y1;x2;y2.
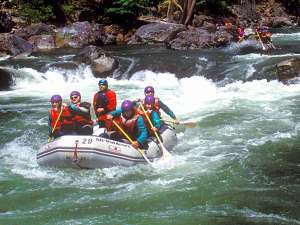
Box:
0;30;300;225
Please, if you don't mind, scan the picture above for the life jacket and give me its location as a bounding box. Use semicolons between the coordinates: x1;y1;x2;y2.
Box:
93;89;117;122
72;102;93;126
141;97;161;117
141;110;155;136
60;106;74;130
50;108;62;132
113;113;140;141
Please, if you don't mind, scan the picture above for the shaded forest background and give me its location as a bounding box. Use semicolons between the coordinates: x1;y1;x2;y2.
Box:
1;0;299;28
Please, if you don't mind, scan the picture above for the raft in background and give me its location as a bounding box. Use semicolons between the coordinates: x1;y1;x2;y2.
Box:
37;125;177;169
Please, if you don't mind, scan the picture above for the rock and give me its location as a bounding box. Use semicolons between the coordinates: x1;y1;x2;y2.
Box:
0;11;15;33
14;23;55;39
28;35;56;51
0;33;33;56
41;62;79;72
214;30;233;47
276;58;300;81
73;45;105;64
0;68;14;90
132;23;186;44
91;55;118;77
55;21;106;48
168;28;214;50
72;45;118;77
269;16;293;28
192;15;214;27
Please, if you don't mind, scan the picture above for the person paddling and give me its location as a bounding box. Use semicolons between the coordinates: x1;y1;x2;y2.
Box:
48;95;73;138
93;79;117;130
107;100;148;149
141;86;179;124
68;91;93;135
141;95;161;136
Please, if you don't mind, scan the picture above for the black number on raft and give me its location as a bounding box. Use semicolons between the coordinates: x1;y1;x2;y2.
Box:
82;138;93;144
82;138;86;144
88;139;92;144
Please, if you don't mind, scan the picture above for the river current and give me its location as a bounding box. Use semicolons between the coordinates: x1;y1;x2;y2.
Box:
0;30;299;225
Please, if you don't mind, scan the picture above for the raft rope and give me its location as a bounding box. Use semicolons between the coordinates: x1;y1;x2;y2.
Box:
72;140;79;162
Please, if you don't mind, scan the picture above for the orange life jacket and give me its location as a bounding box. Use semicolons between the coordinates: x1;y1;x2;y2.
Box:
72;102;93;126
61;106;74;129
113;114;140;141
50;108;61;132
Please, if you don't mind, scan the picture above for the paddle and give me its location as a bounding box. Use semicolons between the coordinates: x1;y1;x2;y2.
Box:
48;106;64;142
256;31;266;51
139;103;172;159
162;119;197;128
112;120;153;166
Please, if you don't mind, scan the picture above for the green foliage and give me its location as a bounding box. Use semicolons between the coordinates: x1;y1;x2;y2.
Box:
104;0;151;17
18;0;55;23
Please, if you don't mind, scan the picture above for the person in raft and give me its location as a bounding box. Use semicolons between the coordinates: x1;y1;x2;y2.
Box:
68;91;93;135
139;86;179;124
140;95;162;136
107;100;148;149
93;79;117;130
48;94;73;139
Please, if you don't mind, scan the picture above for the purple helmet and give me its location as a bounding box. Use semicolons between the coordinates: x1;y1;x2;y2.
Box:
144;86;154;94
70;91;81;98
98;79;108;86
50;94;62;103
121;100;134;112
144;95;155;105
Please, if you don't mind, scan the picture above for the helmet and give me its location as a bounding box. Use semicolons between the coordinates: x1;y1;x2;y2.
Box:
144;86;154;94
144;95;155;105
70;91;81;98
50;94;62;103
121;100;134;112
98;79;108;86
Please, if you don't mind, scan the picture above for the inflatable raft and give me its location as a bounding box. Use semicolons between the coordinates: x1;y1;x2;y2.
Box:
37;125;177;169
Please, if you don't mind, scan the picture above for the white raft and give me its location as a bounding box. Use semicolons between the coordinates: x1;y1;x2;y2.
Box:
37;125;177;169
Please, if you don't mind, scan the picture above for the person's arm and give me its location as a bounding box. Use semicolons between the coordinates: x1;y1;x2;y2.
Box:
136;116;148;145
48;112;52;136
158;99;176;119
109;107;122;118
93;92;98;115
151;111;161;129
106;90;117;112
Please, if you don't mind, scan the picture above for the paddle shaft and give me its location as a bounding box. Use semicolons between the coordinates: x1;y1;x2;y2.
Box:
139;103;172;158
112;120;152;165
48;106;64;142
256;31;266;50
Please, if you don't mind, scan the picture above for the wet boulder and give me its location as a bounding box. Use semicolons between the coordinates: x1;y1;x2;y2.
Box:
14;23;55;39
28;35;56;51
276;58;300;82
269;16;293;28
41;62;79;73
55;21;106;48
0;33;33;56
168;28;214;50
73;45;118;77
130;22;186;44
0;68;14;90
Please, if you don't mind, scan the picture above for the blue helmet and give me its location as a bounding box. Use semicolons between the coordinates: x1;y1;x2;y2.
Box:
50;94;62;103
98;79;108;86
70;91;81;98
144;86;154;94
121;100;134;112
144;95;155;105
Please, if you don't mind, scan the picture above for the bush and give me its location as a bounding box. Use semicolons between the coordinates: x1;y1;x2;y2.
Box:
18;0;55;23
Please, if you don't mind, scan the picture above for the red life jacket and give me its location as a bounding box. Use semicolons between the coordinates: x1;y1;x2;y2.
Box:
113;114;140;141
50;108;61;132
142;97;161;117
72;102;93;126
61;106;74;129
93;89;117;122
